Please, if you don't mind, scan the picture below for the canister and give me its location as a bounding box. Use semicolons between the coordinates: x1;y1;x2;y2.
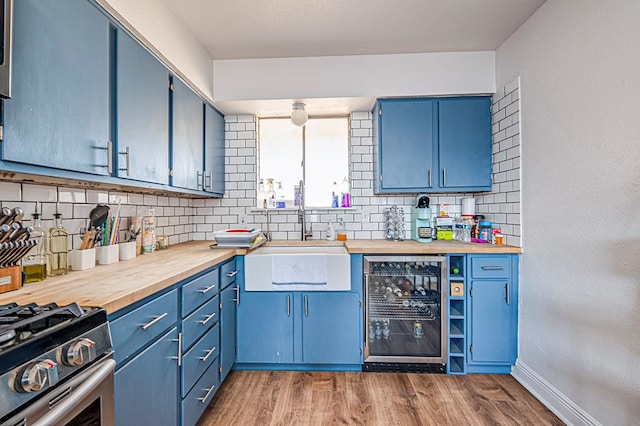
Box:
478;221;492;242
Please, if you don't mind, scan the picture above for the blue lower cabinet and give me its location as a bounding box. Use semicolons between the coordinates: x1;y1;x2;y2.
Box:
237;292;294;363
182;323;220;397
182;295;219;351
236;291;362;367
115;327;179;426
467;254;519;374
182;360;220;426
219;283;238;382
301;292;361;364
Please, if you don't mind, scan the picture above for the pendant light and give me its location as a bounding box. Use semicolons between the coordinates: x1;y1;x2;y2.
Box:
291;103;308;126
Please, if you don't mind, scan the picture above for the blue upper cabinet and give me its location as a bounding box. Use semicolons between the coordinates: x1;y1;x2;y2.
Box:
171;78;204;190
438;97;492;190
3;0;110;175
116;31;170;184
204;105;225;196
375;96;492;193
377;99;435;192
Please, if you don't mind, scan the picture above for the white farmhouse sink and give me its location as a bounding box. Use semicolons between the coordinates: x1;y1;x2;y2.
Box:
244;246;351;291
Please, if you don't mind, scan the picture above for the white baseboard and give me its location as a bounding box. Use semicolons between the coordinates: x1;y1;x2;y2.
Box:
511;362;601;426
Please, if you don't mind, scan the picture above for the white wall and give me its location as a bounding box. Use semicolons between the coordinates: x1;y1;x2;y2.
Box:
213;52;495;101
97;0;214;101
497;1;640;425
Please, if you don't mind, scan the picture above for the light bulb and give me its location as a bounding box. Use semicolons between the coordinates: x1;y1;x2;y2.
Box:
291;103;308;126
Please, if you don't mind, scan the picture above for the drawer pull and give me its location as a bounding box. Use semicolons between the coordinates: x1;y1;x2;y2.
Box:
199;284;217;294
225;270;238;278
199;312;216;325
506;283;510;305
140;312;168;330
481;266;504;271
198;384;216;404
199;347;216;362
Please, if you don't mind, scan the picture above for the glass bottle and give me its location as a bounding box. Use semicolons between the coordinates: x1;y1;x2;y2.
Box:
258;178;267;208
266;179;276;208
46;213;68;276
22;209;47;282
142;208;156;253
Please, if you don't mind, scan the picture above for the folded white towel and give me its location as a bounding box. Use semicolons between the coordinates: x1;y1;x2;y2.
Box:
272;254;327;284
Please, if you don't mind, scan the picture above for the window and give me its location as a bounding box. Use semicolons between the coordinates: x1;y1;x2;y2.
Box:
258;117;349;208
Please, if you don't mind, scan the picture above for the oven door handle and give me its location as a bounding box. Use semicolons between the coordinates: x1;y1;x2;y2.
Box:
32;359;116;426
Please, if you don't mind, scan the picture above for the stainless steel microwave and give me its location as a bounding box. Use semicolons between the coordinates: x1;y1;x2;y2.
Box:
0;0;12;99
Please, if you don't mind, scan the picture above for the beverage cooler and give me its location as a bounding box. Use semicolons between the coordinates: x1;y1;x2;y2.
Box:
363;255;447;371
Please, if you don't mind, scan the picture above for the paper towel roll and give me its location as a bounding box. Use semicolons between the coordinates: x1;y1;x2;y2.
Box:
461;198;476;216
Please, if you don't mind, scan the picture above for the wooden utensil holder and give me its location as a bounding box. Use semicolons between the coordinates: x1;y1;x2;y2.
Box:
0;265;22;294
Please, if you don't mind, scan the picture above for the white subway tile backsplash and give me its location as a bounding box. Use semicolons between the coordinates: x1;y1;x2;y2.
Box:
58;187;86;203
0;182;22;201
23;184;57;202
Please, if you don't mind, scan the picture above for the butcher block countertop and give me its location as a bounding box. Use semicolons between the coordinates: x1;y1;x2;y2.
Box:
343;239;522;254
0;242;238;314
0;239;520;315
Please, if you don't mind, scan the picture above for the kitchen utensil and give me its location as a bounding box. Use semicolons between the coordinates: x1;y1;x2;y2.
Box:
89;204;110;229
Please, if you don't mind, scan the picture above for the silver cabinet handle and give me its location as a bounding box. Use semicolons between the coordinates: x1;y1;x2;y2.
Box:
226;270;238;278
304;295;308;317
197;171;204;189
199;284;217;294
205;172;212;191
427;169;432;187
107;141;113;174
199;346;216;362
199;312;216;325
481;266;505;271
505;283;510;305
198;384;216;404
442;168;447;186
286;295;291;317
233;285;240;305
140;312;168;330
118;146;130;176
171;332;182;366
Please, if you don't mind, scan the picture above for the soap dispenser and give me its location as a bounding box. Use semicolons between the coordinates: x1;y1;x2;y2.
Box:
326;221;335;241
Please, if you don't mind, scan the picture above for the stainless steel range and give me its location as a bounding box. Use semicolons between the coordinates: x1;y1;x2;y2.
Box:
0;302;114;426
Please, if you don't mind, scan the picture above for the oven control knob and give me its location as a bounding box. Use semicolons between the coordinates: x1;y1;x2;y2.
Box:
63;338;97;366
20;359;59;393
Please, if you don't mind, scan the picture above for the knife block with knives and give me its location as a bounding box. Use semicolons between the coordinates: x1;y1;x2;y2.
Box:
0;207;40;293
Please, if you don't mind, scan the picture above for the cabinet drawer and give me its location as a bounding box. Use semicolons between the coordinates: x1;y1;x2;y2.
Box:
182;295;219;351
182;269;219;317
220;258;237;290
470;256;511;279
181;360;219;426
182;323;219;397
111;289;178;365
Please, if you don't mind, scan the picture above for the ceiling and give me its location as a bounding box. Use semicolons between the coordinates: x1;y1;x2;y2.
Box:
163;0;546;60
162;0;546;115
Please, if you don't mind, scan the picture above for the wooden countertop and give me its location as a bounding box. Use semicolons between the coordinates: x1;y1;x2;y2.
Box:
0;242;237;314
0;239;520;315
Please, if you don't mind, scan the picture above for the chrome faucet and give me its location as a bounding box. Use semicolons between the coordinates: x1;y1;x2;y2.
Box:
298;180;313;241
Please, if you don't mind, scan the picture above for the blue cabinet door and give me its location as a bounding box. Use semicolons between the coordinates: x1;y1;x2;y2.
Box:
4;0;110;174
301;292;361;364
171;78;204;190
116;31;169;184
378;99;434;192
437;97;492;190
219;283;237;381
115;327;179;426
469;280;512;363
236;292;294;363
204;105;225;195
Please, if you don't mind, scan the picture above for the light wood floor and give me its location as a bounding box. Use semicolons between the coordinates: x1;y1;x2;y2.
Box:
198;370;563;426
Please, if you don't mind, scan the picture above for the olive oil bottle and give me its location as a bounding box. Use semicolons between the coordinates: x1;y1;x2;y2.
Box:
46;212;68;276
22;206;47;283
